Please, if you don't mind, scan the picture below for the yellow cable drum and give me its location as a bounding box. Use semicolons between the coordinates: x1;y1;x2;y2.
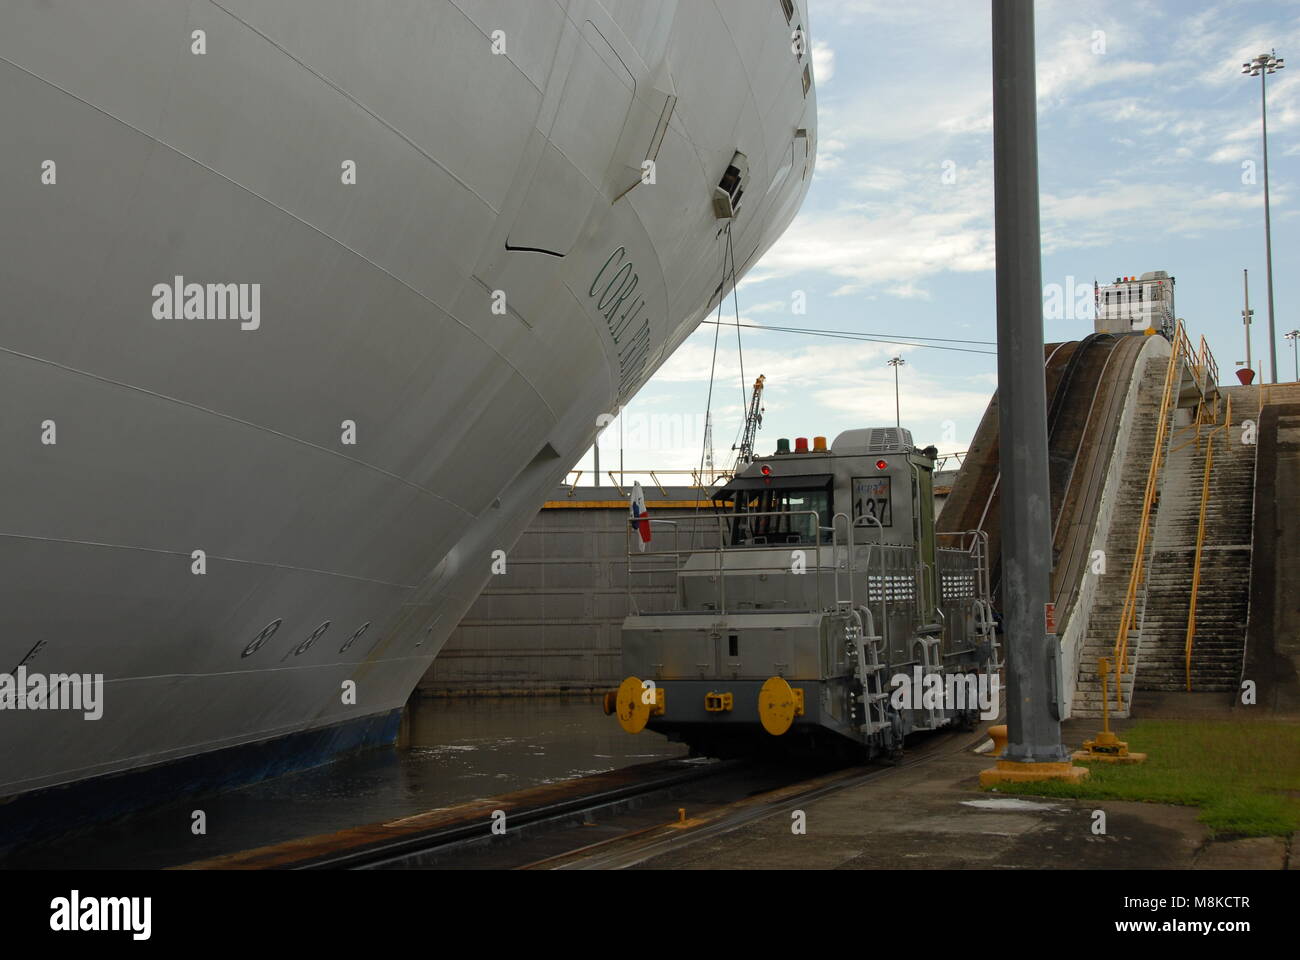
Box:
615;676;651;734
758;676;799;736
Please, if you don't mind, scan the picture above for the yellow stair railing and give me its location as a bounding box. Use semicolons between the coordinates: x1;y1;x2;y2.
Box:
1110;321;1226;710
1184;395;1232;691
1196;335;1220;416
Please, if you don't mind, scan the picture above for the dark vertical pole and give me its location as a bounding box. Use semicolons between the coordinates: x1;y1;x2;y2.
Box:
991;0;1068;763
1243;269;1253;375
894;363;901;429
1261;68;1278;384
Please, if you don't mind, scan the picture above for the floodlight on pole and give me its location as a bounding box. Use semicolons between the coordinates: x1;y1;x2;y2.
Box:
887;357;905;429
1286;330;1300;383
1242;49;1284;383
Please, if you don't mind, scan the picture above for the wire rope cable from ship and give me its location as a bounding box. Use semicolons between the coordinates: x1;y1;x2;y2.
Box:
699;320;998;355
727;225;748;430
722;225;749;527
692;225;734;549
719;224;752;487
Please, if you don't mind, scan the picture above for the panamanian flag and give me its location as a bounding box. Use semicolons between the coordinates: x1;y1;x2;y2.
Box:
630;481;652;551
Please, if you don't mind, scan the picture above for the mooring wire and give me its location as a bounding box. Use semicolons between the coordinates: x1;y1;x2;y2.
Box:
726;224;747;418
700;320;998;356
692;231;732;549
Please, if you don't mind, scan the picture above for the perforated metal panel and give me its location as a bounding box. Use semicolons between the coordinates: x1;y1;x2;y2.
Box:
866;428;913;454
936;547;981;655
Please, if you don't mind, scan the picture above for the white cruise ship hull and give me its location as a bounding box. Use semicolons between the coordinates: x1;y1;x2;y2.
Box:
0;0;816;835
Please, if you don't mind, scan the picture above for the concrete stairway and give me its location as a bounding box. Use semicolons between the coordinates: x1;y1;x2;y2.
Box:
1072;356;1172;718
1135;387;1258;692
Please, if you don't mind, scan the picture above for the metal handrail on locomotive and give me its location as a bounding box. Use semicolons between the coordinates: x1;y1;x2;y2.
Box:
604;428;1000;760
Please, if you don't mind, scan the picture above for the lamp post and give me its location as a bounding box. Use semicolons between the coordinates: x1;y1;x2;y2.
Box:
1243;50;1284;383
1286;330;1300;383
888;357;905;428
1236;268;1256;385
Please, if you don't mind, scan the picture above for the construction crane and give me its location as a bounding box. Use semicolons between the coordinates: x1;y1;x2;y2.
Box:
733;375;766;470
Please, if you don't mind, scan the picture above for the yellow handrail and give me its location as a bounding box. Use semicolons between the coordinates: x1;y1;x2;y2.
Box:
1184;437;1214;690
1169;396;1206;456
1112;321;1195;709
1198;335;1220;406
1184;395;1232;690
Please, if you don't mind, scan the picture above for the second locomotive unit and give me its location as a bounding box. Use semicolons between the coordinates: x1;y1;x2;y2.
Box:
607;428;999;760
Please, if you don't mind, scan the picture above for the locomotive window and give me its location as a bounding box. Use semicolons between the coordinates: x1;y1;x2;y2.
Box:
729;486;831;545
852;477;893;528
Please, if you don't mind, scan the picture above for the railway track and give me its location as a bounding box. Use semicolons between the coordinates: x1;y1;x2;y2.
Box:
940;341;1077;576
1048;334;1148;633
327;758;804;870
530;725;993;870
1046;334;1119;524
989;335;1118;600
180;755;829;870
940;334;1146;614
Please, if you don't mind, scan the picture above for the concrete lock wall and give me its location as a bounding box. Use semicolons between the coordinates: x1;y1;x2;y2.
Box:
419;486;719;695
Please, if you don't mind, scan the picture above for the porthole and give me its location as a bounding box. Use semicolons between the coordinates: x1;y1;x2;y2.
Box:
242;619;282;658
339;621;371;654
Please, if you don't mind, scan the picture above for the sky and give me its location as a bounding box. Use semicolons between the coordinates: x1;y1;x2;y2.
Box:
588;0;1299;481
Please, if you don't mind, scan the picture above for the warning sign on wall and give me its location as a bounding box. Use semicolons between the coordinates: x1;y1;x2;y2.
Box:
1045;602;1057;636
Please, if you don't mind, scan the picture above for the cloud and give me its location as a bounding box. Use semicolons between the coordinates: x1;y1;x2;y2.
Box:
1040;179;1287;249
742;299;790;315
814;136;847;173
812;40;835;85
813;381;992;422
632;330;995;465
744;154;998;295
651;337;906;386
780;2;1294;300
1034;24;1162;110
850;166;911;193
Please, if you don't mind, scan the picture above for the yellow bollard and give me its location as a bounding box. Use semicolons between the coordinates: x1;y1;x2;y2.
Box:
1073;658;1147;764
978;727;1089;787
987;724;1008;757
